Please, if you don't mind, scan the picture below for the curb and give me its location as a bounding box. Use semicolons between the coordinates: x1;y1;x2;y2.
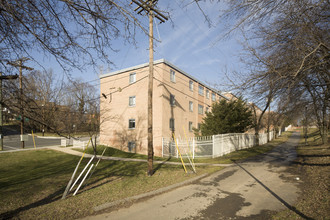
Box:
93;173;209;212
0;145;61;153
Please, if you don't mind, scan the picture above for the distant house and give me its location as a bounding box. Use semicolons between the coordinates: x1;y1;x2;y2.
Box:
99;59;228;156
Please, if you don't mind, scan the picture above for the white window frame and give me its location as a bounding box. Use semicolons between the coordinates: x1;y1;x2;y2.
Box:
189;101;193;112
189;121;193;132
198;104;203;115
198;85;204;96
129;96;136;107
170;70;175;82
129;73;136;84
206;90;209;99
212;93;216;101
189;80;194;91
128;119;135;129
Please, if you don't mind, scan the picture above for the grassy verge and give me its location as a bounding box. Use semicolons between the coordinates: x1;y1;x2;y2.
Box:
0;150;220;220
273;129;329;220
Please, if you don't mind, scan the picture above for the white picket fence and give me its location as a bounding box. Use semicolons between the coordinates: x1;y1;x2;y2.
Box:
162;131;276;158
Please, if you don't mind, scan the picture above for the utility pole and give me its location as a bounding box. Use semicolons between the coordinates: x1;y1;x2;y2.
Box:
0;73;18;151
7;58;33;148
131;0;167;176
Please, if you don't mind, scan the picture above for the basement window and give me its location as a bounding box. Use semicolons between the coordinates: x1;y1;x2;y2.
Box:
128;141;136;152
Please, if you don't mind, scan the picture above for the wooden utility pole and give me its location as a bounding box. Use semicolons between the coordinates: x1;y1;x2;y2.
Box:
19;60;24;148
131;0;167;176
0;73;18;150
7;58;33;148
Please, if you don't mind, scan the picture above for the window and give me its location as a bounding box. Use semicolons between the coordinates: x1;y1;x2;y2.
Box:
169;118;175;131
212;93;216;101
198;104;203;115
128;119;135;129
170;70;175;82
198;123;201;130
129;96;136;107
170;94;175;106
189;122;193;132
189;101;193;112
189;80;194;91
128;141;135;152
206;90;210;99
129;73;136;84
206;107;209;113
198;85;204;96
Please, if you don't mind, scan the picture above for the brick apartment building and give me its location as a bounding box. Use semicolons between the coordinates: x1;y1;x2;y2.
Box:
99;59;228;156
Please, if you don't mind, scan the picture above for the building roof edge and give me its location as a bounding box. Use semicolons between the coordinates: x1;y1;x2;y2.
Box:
99;58;227;99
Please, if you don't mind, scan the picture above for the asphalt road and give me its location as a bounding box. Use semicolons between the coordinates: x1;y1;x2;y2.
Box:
2;134;61;151
83;132;303;220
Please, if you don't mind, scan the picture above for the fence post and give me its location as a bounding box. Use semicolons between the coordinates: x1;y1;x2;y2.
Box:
192;138;195;159
220;134;223;156
162;137;164;157
238;134;241;150
212;135;215;158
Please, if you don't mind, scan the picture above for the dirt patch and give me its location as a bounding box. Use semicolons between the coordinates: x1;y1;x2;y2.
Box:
273;144;330;219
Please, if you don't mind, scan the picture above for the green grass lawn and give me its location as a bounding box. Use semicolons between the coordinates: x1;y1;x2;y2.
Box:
0;149;221;220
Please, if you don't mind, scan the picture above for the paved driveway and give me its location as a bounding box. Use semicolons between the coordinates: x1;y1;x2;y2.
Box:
83;132;303;220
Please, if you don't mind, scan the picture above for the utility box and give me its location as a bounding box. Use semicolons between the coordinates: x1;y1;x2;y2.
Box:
20;135;29;142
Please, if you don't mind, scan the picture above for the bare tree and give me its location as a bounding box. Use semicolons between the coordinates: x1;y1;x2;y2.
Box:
0;0;149;73
210;0;329;144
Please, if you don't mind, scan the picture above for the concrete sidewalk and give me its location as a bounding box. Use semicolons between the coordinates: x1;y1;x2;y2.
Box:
50;146;232;167
82;132;303;220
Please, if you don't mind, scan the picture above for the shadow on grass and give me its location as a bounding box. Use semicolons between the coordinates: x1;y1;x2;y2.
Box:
0;156;147;219
0;187;65;219
292;161;330;167
153;157;172;173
